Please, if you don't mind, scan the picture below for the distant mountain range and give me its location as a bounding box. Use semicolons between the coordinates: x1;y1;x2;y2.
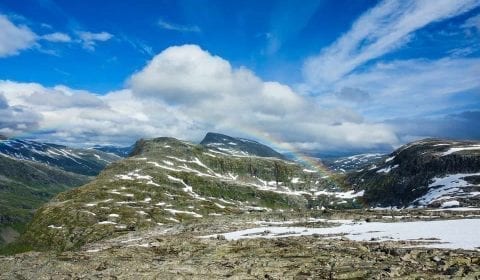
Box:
91;145;133;157
0;136;122;245
0;138;121;176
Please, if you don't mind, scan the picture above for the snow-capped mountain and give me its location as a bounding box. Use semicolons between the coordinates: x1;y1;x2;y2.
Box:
348;139;480;208
322;153;387;173
0;138;121;176
200;132;286;159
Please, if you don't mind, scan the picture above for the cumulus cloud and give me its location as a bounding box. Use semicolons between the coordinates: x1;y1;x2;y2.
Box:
303;0;480;88
77;31;113;51
0;45;399;150
0;14;37;57
127;45;398;150
0;92;42;136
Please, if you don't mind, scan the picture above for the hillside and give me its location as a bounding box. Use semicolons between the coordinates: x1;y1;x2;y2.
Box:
0;137;121;246
20;135;364;251
348;139;480;208
0;154;90;245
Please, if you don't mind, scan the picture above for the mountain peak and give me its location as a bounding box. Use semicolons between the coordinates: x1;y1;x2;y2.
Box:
200;132;285;159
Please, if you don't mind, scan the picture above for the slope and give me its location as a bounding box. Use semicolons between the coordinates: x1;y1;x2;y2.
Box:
22;135;361;251
348;138;480;208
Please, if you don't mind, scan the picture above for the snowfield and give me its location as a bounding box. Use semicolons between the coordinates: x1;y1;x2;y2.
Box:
202;218;480;250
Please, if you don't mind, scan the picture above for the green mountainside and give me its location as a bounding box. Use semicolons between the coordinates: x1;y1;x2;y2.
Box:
0;154;90;246
21;136;359;251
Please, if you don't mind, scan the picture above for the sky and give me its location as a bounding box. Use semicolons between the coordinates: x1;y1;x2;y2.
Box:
0;0;479;153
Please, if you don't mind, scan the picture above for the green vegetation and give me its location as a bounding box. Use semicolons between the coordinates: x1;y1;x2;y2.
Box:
0;155;90;246
19;137;350;251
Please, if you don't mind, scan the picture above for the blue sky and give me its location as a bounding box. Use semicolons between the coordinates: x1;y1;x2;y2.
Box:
0;0;479;152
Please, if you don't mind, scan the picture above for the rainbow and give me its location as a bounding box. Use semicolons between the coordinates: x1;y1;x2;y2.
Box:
231;126;333;176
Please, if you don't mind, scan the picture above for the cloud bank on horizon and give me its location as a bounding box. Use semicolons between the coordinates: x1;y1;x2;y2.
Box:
0;0;479;153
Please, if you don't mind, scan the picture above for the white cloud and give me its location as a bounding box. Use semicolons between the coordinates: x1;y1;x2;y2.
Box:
41;32;72;42
303;0;480;89
158;19;200;33
0;15;37;57
0;13;113;56
77;31;113;51
0;45;399;150
127;45;398;150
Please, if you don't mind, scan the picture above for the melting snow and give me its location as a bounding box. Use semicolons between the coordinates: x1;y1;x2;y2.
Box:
166;217;180;223
441;200;460;208
413;172;480;206
202;219;480;250
47;225;63;229
98;221;117;225
314;190;364;199
385;156;395;162
302;168;317;173
164;208;203;218
376;164;399;173
441;145;480;156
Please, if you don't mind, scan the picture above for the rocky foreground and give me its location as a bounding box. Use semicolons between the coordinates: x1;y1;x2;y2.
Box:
1;209;479;279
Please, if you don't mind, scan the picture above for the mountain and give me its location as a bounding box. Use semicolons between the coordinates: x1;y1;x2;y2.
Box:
347;138;480;208
21;135;364;251
0;138;121;176
91;145;133;157
0;137;122;245
0;154;90;245
200;132;286;159
322;153;387;173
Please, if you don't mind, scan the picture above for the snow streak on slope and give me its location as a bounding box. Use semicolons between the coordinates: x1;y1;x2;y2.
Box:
413;173;480;206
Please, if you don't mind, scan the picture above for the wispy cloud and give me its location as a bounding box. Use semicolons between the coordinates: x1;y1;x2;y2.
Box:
158;19;200;33
303;0;480;89
265;0;323;55
77;31;113;51
41;32;72;43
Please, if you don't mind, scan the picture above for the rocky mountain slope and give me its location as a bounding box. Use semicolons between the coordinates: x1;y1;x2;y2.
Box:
20;135;365;251
200;132;286;159
0;138;121;176
348;139;480;208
